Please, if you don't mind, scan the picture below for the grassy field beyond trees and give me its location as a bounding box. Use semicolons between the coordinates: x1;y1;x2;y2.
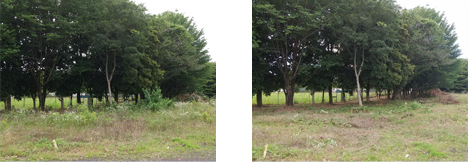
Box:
0;97;103;110
252;92;378;105
252;93;468;161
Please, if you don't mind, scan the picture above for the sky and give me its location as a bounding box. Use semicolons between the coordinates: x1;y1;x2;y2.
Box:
396;0;468;58
130;0;229;63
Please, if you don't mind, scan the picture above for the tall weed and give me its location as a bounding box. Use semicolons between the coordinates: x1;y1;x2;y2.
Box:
138;88;174;111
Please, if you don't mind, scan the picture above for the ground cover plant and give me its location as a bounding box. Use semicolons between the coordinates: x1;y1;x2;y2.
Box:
252;93;468;161
0;97;216;161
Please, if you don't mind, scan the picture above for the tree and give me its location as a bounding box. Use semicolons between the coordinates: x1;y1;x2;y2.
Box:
448;59;468;93
253;0;328;106
5;0;84;110
252;4;282;106
337;0;400;106
87;0;149;104
0;21;21;111
154;11;211;98
203;62;216;98
401;7;461;98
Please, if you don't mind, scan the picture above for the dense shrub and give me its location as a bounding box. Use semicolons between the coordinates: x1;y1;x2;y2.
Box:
139;88;174;111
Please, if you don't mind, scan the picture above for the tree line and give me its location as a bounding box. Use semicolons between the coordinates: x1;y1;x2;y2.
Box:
1;0;216;111
253;0;466;107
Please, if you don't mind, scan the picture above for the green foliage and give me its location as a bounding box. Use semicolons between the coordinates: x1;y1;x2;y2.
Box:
202;62;216;98
138;88;174;111
201;111;214;123
47;105;97;126
1;0;208;111
448;59;468;93
152;11;212;98
413;142;447;158
253;0;328;106
171;138;199;148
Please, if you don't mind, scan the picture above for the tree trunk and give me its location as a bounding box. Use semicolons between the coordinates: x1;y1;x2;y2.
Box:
355;78;362;106
60;97;64;109
311;90;315;105
366;83;370;102
105;94;109;105
328;86;333;104
114;89;119;104
283;76;296;106
4;96;11;111
352;46;364;106
135;93;139;104
392;86;400;100
39;93;46;111
256;89;263;107
105;51;116;105
403;88;407;98
32;95;37;110
387;89;391;99
341;91;345;103
124;93;128;102
322;90;325;103
411;90;418;98
77;92;81;105
70;95;73;108
107;82;113;105
88;96;93;108
285;88;294;106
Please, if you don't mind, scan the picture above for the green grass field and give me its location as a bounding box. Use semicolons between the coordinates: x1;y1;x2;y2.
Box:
0;101;216;161
0;97;107;110
252;93;468;161
253;91;378;105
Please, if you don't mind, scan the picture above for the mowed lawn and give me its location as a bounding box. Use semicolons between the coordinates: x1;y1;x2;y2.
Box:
252;93;468;161
253;91;378;105
0;101;216;161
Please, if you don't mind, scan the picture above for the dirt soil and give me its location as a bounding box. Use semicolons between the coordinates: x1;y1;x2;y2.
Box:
78;149;216;161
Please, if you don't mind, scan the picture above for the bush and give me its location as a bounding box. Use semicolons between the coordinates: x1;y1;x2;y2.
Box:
407;101;422;109
47;105;98;126
139;88;174;111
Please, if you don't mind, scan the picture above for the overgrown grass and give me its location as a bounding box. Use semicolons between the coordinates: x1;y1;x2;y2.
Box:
252;93;468;161
252;91;379;105
0;101;216;161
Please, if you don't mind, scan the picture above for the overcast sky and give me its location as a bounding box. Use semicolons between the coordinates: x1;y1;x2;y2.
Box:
130;0;229;62
396;0;468;58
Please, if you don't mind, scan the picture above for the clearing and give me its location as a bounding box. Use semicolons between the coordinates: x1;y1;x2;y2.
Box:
252;93;468;161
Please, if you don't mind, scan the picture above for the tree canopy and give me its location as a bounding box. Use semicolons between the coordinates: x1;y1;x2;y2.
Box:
1;0;215;111
252;0;464;107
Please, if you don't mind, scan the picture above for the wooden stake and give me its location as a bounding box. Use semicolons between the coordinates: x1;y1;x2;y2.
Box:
263;144;268;158
53;140;58;149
